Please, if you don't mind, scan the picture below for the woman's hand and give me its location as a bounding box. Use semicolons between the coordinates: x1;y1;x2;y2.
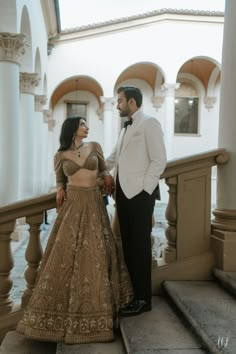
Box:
56;187;66;210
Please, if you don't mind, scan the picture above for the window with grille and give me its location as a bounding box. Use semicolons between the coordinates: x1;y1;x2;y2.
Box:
175;97;198;134
174;82;199;135
66;101;87;118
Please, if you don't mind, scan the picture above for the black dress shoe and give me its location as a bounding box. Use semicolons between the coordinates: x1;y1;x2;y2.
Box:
120;299;152;317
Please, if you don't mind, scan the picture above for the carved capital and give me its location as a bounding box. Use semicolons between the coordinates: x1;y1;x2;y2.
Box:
43;109;51;123
0;32;26;64
20;72;40;94
162;83;180;97
100;96;116;111
152;96;165;111
204;96;217;111
35;95;47;112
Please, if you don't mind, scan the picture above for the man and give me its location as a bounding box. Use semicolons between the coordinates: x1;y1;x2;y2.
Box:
106;86;167;316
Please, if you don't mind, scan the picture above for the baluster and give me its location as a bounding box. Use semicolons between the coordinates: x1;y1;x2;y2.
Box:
164;176;177;262
22;213;44;307
0;221;15;314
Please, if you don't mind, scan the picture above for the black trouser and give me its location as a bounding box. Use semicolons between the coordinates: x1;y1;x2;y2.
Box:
116;176;156;302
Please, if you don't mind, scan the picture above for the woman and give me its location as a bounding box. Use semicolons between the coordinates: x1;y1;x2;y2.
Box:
17;116;133;344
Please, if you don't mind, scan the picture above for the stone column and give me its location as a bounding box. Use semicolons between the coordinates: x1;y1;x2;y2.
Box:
34;95;47;194
100;97;116;156
43;110;55;191
19;72;39;199
152;96;165;112
211;0;236;271
41;110;50;192
0;33;26;205
162;84;179;160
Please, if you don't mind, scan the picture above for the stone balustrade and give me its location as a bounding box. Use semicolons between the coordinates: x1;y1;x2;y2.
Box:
0;193;56;341
0;148;229;341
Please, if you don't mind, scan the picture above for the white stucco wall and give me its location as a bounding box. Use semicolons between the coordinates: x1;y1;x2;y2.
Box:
0;1;225;203
47;16;223;164
47;18;223;97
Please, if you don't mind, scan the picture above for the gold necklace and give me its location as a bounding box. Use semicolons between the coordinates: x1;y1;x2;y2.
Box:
70;143;83;157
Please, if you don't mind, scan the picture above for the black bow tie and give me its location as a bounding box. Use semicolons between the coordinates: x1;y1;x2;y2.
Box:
124;118;133;128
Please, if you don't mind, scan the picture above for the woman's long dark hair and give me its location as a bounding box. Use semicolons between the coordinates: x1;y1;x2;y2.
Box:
58;115;86;151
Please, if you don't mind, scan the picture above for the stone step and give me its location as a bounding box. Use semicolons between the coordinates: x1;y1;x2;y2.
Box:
163;280;236;354
0;330;56;354
120;296;206;353
56;331;125;353
0;330;125;354
213;268;236;298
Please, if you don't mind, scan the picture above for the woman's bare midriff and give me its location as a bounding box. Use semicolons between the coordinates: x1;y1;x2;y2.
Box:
68;169;98;188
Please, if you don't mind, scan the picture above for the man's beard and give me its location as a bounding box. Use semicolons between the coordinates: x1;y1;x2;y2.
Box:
119;107;130;117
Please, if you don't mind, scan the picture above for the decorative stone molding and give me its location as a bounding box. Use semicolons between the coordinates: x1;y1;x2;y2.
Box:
100;97;116;121
20;73;40;95
40;0;58;38
152;96;165;111
162;83;180;97
215;151;230;165
175;82;198;97
0;32;26;64
43;109;55;131
96;106;103;120
204;96;217;111
48;119;56;131
100;97;116;111
43;109;51;123
212;209;236;232
60;9;224;35
35;95;47;112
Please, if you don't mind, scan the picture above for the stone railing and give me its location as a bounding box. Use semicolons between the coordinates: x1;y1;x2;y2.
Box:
0;193;56;341
160;148;229;264
0;148;229;340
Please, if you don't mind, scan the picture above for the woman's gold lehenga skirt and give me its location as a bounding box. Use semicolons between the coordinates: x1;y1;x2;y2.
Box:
17;186;133;344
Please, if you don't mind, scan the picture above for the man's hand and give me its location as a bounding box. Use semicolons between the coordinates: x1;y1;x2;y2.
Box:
56;187;66;210
103;175;115;196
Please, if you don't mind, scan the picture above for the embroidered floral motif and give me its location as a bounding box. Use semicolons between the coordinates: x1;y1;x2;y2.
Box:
17;187;133;344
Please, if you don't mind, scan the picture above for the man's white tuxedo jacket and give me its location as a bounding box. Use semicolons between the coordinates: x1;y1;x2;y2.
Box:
106;109;167;199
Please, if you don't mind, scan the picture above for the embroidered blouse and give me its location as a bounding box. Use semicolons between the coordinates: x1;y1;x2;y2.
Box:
54;142;109;189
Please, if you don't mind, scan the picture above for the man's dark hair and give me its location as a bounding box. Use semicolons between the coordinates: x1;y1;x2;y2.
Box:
117;86;143;107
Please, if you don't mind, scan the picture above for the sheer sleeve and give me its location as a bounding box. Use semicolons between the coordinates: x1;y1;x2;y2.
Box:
95;142;110;178
54;151;68;190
